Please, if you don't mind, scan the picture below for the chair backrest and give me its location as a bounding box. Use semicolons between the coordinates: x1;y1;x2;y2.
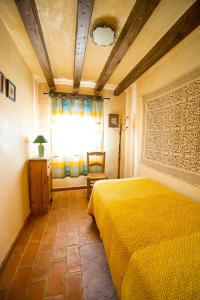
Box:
87;152;106;173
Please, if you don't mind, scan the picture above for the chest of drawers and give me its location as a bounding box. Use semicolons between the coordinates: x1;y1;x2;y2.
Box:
28;158;52;215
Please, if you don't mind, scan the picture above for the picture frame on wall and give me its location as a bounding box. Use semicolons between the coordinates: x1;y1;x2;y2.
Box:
6;79;16;102
108;114;119;128
0;71;4;94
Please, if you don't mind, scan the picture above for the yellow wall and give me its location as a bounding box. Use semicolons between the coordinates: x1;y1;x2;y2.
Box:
102;89;126;179
37;83;126;186
124;84;136;178
126;26;200;201
0;19;37;264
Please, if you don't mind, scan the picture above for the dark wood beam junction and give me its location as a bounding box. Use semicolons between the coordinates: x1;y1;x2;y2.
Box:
15;0;55;90
114;0;200;96
94;0;161;94
73;0;94;93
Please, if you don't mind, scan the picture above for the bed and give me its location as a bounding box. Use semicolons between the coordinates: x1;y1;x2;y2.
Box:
88;177;200;299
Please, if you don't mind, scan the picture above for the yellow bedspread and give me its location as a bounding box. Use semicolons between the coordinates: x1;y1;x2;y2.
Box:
88;178;200;299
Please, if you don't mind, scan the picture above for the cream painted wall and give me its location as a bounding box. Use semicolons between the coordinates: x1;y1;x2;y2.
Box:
103;89;126;179
37;83;126;187
126;27;200;201
124;84;136;178
0;19;37;264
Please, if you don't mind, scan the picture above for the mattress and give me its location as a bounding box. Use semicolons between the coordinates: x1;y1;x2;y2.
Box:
88;177;200;299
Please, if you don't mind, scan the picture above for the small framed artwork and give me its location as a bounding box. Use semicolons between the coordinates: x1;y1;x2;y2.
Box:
6;79;16;102
0;71;4;94
109;114;119;128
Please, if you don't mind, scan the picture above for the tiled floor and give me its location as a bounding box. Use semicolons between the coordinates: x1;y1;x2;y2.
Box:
0;190;100;300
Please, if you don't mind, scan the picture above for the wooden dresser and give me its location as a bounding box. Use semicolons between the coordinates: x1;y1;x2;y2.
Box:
28;158;52;215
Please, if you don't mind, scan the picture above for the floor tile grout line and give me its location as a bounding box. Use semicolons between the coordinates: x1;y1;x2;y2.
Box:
36;213;52;255
1;219;38;299
23;216;50;300
35;211;59;298
1;189;99;300
43;194;67;299
27;213;51;294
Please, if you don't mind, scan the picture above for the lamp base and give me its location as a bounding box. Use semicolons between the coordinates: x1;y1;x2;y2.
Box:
38;143;44;157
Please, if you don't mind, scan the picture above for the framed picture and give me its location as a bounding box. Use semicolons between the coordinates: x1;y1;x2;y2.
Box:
6;79;16;102
0;71;4;94
109;114;119;128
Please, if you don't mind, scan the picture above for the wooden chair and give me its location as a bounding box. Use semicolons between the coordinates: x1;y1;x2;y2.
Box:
86;152;108;200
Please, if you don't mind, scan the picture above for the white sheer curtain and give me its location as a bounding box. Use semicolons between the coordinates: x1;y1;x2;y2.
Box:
51;96;104;177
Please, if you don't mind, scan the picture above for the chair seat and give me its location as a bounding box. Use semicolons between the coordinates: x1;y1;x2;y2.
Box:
87;173;107;180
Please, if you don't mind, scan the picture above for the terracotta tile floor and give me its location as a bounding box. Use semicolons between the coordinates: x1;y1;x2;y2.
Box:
0;190;100;300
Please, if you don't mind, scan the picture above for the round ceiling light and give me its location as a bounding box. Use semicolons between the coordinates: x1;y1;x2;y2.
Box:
91;24;116;46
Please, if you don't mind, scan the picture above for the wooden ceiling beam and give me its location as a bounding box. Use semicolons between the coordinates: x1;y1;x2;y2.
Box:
94;0;161;94
73;0;94;93
114;0;200;96
15;0;55;90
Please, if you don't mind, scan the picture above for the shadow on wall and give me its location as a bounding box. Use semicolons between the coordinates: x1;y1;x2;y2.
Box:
92;16;118;31
19;150;31;219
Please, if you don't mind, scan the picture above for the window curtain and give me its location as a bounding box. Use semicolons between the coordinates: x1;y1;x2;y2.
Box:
51;95;104;178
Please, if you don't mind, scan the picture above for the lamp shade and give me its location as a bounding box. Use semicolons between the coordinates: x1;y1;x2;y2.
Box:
33;135;48;144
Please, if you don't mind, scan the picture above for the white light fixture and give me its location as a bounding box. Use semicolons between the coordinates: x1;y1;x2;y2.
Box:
91;24;116;46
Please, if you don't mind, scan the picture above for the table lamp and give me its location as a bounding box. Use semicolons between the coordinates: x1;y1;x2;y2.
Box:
33;135;48;157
